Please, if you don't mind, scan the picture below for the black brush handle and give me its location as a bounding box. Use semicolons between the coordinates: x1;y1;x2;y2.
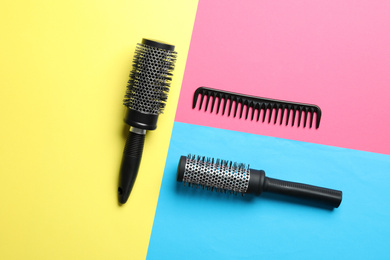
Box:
118;130;145;204
263;177;342;208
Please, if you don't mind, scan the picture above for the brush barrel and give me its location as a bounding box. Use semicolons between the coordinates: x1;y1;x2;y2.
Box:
118;128;146;204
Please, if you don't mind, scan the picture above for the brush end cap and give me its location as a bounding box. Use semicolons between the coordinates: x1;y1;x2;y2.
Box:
177;156;187;182
142;38;175;51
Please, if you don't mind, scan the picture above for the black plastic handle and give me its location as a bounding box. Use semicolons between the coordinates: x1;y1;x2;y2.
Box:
118;131;145;204
263;177;342;208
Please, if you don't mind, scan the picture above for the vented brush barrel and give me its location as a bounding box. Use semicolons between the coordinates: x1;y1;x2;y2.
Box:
118;39;176;204
177;155;342;208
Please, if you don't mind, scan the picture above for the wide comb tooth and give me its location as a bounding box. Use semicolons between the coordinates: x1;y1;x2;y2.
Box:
280;105;286;125
286;105;291;126
268;104;274;123
315;107;322;129
216;94;223;114
256;103;263;121
297;106;303;127
309;108;314;128
303;107;309;127
234;98;241;118
228;96;234;116
198;92;205;110
262;103;268;122
221;94;229;115
291;106;297;126
239;99;246;118
193;87;203;109
250;102;256;121
210;93;217;113
274;104;280;124
204;91;211;111
246;101;253;120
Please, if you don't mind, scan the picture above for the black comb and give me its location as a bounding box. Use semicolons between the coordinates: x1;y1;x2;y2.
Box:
193;87;322;128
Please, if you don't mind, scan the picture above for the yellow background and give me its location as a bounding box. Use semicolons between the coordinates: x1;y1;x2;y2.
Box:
0;0;198;259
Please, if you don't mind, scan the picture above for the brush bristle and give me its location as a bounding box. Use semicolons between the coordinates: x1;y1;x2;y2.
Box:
123;42;177;115
182;154;250;194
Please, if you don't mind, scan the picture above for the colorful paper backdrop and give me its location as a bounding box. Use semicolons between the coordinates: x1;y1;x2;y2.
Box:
176;0;390;155
147;0;390;259
147;123;390;259
0;0;198;259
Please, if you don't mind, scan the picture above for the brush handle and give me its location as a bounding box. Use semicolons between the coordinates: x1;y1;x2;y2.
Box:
263;177;342;208
118;130;145;204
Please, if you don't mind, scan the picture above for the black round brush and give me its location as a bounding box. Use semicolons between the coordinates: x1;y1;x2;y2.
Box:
118;39;177;204
177;155;342;208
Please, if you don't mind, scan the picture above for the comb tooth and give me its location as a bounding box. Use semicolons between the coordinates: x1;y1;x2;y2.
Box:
198;91;206;110
257;102;264;121
262;103;268;122
286;105;291;126
291;106;297;126
228;96;234;116
303;107;309;127
315;107;322;129
204;91;211;111
222;95;228;115
274;104;280;124
210;93;217;113
256;103;263;121
246;101;252;120
268;104;274;123
239;99;246;119
233;98;242;118
193;91;201;109
309;108;314;128
216;94;222;114
298;106;303;127
250;102;256;121
280;105;286;125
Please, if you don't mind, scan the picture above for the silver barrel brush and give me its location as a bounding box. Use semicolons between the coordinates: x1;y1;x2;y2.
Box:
177;155;342;208
118;39;177;204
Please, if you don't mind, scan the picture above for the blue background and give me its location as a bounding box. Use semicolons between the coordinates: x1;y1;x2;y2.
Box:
147;122;390;259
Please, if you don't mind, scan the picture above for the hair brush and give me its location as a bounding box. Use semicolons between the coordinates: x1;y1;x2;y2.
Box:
118;39;177;204
193;87;322;128
177;155;342;208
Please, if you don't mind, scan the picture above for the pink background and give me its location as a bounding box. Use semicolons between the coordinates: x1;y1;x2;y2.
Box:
175;0;390;155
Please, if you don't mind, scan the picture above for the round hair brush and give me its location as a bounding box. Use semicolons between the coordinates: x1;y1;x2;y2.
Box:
118;39;177;204
177;155;342;208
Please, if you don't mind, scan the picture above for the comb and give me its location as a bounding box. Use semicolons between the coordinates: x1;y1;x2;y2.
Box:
193;87;322;128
